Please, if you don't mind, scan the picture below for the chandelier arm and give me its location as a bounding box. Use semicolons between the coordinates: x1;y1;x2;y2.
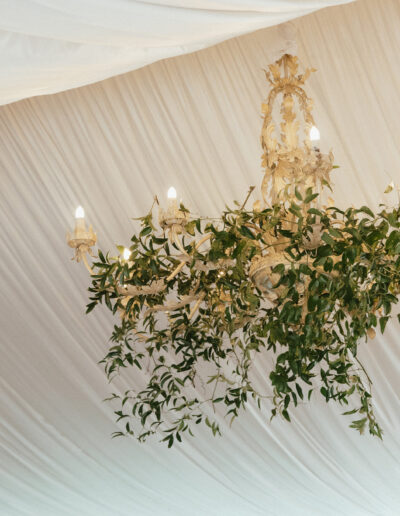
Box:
188;292;206;320
145;295;198;314
194;232;213;250
166;261;186;282
166;233;213;282
117;281;166;297
81;252;94;275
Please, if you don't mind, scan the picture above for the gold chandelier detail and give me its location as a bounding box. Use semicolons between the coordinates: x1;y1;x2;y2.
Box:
65;54;392;444
67;54;334;301
260;54;333;205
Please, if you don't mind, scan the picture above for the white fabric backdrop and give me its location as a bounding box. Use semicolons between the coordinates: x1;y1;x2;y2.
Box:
0;0;351;105
1;0;400;515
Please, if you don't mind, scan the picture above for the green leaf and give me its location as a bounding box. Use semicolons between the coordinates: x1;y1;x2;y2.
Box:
308;208;323;216
321;232;335;246
238;225;255;239
328;227;342;239
350;417;367;434
86;302;96;314
304;193;319;204
359;206;374;218
379;316;389;333
289;202;301;217
140;226;152;237
320;386;329;400
342;408;358;416
308;294;319;312
386;230;400;251
295;383;304;400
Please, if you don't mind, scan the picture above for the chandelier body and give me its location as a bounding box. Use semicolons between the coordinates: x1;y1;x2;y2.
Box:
67;55;400;446
260;54;333;206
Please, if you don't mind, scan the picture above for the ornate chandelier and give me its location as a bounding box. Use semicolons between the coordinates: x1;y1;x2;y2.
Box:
67;55;400;446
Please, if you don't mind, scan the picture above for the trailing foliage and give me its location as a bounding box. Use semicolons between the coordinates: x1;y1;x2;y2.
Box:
86;192;400;446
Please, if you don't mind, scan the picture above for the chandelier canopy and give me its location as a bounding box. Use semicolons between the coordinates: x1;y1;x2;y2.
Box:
67;55;400;446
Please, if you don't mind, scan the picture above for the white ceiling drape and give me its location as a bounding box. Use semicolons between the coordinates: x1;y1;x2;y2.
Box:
1;0;400;515
0;0;352;105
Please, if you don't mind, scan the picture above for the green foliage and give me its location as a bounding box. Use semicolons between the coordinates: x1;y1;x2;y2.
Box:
86;196;400;446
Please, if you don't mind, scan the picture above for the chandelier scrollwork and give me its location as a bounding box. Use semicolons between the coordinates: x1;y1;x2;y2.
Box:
67;55;400;446
260;54;333;205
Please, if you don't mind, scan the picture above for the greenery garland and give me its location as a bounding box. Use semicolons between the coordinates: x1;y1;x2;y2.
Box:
86;188;400;446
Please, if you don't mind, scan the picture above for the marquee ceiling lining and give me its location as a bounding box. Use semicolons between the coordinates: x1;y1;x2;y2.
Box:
0;0;352;105
1;0;400;515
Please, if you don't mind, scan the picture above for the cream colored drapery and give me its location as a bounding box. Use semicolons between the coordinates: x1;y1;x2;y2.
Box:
0;0;352;105
1;0;400;515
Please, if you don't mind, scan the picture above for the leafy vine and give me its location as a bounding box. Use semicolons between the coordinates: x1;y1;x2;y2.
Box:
86;192;400;446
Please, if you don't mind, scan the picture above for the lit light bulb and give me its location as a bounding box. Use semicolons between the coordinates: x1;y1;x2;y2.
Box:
310;125;320;141
123;248;131;261
75;205;85;219
167;186;177;199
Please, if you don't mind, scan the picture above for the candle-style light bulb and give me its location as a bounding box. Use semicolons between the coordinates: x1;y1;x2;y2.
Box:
167;186;177;199
74;205;86;238
310;125;320;141
123;248;131;261
159;185;187;227
75;205;85;219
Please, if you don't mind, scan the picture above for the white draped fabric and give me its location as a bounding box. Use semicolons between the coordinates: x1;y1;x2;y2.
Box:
0;0;351;105
1;0;400;515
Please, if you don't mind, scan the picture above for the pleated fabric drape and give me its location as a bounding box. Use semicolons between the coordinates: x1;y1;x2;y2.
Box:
0;0;399;515
0;0;352;105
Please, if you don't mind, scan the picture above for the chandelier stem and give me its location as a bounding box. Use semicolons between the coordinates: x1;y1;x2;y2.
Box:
241;186;255;210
